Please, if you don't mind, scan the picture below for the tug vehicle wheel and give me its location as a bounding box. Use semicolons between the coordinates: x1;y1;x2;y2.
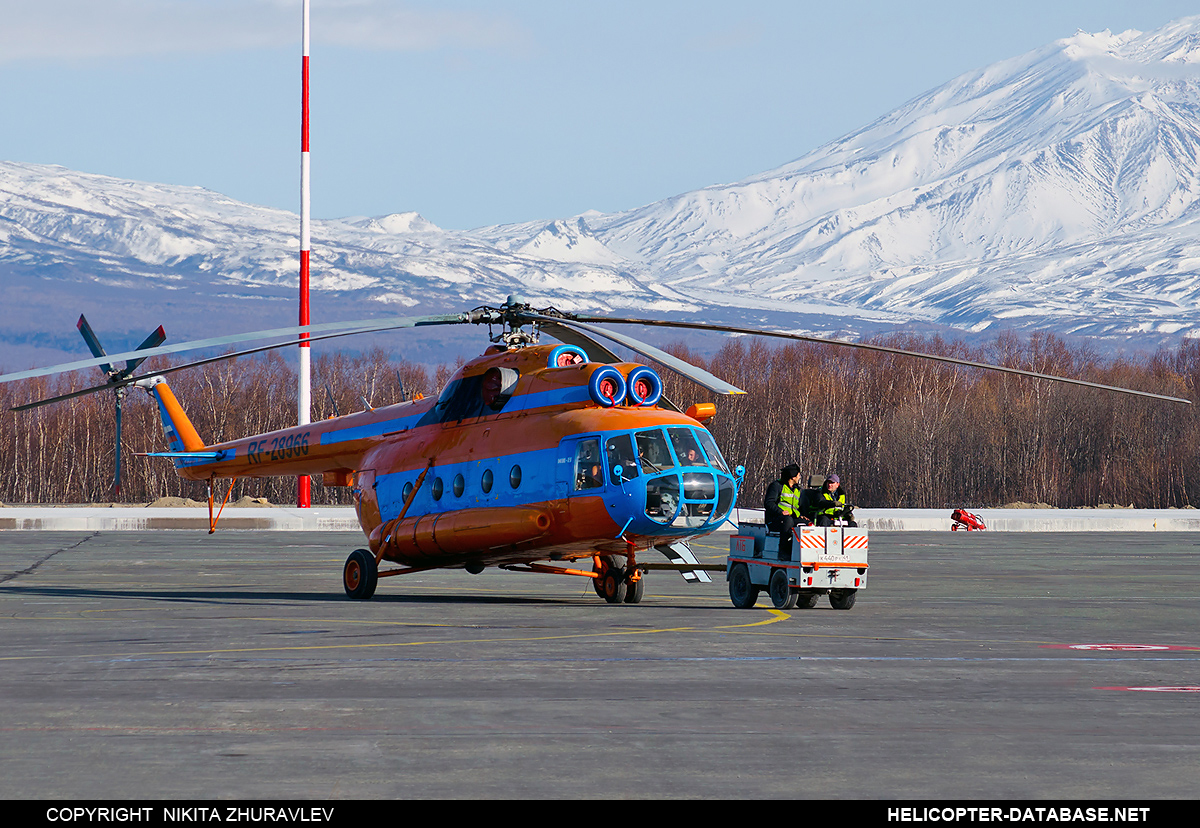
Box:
769;568;798;609
794;591;820;609
829;589;857;610
728;563;759;609
343;549;378;600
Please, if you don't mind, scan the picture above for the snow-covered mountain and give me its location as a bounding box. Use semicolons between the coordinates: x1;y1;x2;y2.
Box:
5;17;1200;367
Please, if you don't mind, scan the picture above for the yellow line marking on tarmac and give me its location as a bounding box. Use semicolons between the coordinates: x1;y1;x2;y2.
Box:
715;609;791;628
0;608;797;661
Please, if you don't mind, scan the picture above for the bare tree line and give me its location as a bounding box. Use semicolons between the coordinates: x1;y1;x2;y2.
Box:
0;349;430;505
1;333;1197;508
661;332;1200;510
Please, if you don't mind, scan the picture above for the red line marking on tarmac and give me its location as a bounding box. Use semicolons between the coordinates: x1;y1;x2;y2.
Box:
1095;686;1200;692
1040;643;1200;651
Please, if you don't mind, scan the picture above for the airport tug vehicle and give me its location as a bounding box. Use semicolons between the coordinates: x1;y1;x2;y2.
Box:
727;521;868;609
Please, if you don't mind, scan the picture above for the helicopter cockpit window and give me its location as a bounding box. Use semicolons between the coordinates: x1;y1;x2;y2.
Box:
481;367;519;411
574;439;603;491
668;427;709;467
605;434;637;481
635;429;675;473
695;430;730;474
431;367;518;424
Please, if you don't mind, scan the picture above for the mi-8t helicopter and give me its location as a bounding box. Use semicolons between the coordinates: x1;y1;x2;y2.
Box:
1;297;1188;603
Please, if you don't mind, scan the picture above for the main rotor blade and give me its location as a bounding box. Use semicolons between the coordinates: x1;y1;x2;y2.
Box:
9;319;466;411
527;314;745;396
0;313;469;385
76;314;114;375
569;315;1192;406
122;325;167;377
11;382;124;412
538;319;682;412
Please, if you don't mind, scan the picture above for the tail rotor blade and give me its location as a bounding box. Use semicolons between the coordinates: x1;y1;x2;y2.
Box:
122;325;167;376
76;314;114;375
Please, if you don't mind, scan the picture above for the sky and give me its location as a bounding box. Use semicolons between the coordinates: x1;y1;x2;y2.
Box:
2;1;1198;230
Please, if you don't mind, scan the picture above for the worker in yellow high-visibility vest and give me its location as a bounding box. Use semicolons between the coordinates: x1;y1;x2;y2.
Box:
764;464;802;560
814;474;857;527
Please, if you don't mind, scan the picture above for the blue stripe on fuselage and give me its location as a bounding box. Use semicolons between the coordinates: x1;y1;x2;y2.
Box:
320;411;424;445
375;446;560;522
320;385;591;446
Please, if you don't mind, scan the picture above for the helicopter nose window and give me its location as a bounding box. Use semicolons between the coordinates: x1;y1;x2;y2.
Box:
644;474;680;524
574;439;603;491
668;428;709;467
635;429;675;473
605;434;637;481
716;475;736;517
695;430;729;473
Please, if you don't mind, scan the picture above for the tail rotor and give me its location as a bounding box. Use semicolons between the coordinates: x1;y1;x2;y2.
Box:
75;315;166;499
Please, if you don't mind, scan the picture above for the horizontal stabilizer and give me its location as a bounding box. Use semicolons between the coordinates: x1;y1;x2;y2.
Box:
140;451;228;460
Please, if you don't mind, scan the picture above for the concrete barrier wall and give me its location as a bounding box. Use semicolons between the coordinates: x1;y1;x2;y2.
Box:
732;508;1200;532
0;507;362;532
1;506;1198;532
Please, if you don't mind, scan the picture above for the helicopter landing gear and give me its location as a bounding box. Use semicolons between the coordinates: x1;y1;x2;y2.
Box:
594;555;628;604
343;548;378;599
593;554;644;604
624;572;645;604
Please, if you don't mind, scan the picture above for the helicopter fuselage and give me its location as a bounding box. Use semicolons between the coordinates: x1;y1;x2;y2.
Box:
158;343;742;570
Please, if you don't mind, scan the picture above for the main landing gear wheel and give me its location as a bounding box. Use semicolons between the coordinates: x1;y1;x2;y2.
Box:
594;555;628;604
624;572;645;604
728;563;759;609
829;589;857;610
343;548;378;600
769;568;798;609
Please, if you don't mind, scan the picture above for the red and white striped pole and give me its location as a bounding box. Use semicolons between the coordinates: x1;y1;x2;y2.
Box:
297;0;312;508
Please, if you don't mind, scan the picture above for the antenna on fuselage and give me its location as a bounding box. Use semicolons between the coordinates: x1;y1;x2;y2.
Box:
323;382;340;418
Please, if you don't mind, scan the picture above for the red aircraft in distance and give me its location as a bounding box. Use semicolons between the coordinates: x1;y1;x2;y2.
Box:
3;297;1188;602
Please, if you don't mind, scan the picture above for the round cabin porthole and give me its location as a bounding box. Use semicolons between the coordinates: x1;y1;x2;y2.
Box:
452;473;465;497
431;477;444;501
509;465;522;489
481;468;493;494
401;481;413;502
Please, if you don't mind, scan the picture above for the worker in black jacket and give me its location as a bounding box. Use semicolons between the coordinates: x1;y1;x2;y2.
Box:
764;464;802;559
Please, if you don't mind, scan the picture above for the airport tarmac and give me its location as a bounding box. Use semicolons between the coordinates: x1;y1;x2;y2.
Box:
1;529;1197;800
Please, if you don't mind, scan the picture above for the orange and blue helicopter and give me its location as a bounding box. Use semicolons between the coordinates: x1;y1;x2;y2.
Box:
2;297;1189;603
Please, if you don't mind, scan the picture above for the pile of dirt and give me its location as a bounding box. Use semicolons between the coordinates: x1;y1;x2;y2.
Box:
226;496;276;508
146;496;206;508
1000;501;1054;509
144;495;277;508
